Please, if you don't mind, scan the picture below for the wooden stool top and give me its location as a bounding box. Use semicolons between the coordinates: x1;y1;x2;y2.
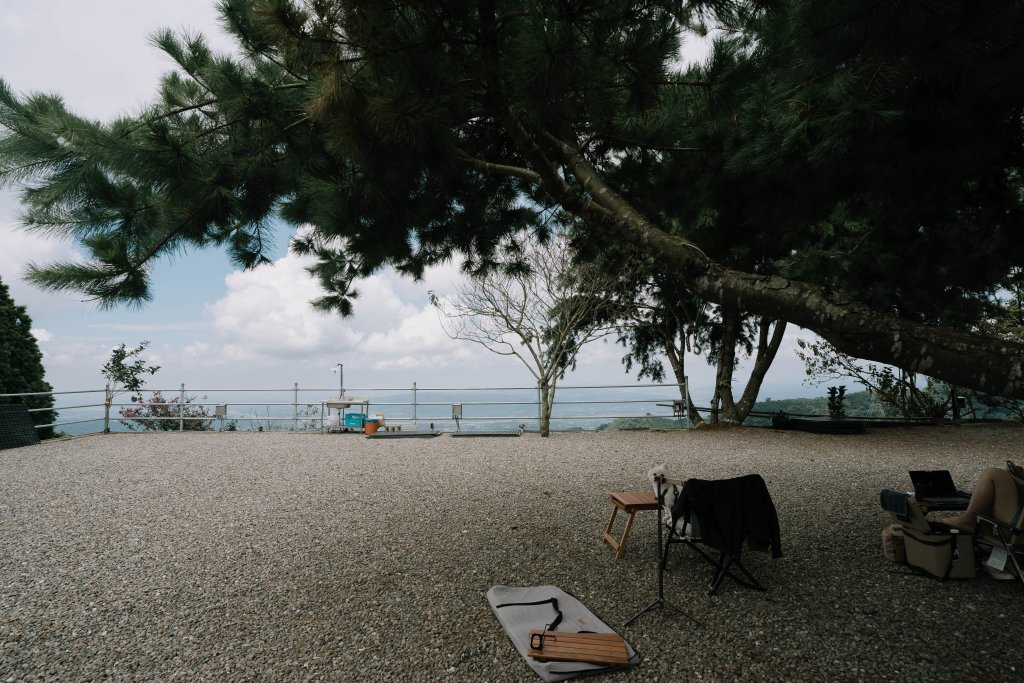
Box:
528;631;630;666
609;490;659;511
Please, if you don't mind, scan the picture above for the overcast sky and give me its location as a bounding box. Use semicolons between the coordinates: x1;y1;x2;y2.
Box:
0;1;822;403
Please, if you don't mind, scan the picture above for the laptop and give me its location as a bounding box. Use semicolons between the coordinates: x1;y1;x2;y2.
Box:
909;470;971;507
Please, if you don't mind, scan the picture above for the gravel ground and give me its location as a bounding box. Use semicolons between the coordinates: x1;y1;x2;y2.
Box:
1;425;1023;682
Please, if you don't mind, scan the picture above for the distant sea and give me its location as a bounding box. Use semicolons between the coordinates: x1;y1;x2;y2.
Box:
50;385;691;436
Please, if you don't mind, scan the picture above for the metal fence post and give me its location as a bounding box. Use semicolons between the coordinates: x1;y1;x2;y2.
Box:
683;377;690;429
293;382;299;432
179;383;185;432
412;381;417;426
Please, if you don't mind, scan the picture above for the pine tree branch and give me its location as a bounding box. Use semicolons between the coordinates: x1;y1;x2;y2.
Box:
256;51;311;84
0;159;50;179
129;206;204;272
148;98;218;122
118;82;306;140
455;150;540;183
598;134;700;152
541;129;705;256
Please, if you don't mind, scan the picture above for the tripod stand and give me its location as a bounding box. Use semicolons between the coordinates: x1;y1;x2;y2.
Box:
624;474;702;627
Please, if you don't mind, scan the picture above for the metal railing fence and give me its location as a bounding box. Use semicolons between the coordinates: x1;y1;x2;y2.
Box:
0;380;690;436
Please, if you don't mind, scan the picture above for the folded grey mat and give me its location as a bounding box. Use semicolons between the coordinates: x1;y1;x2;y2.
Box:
487;585;638;682
365;431;441;439
451;430;522;437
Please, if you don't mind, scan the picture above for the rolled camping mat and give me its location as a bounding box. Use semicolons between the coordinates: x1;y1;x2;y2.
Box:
487;585;638;682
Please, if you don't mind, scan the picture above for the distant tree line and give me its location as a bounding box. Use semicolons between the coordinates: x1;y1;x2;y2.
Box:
0;276;55;438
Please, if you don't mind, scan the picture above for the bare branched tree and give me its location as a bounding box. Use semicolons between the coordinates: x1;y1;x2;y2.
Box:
432;235;618;436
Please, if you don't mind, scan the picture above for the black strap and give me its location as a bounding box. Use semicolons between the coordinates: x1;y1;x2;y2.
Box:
494;597;563;650
942;534;961;581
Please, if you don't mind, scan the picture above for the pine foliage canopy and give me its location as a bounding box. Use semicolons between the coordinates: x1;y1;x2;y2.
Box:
2;0;1024;396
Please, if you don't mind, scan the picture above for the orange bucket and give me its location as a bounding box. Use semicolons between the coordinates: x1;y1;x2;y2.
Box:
364;419;380;435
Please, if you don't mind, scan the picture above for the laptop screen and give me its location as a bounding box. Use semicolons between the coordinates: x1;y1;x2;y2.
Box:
909;470;958;498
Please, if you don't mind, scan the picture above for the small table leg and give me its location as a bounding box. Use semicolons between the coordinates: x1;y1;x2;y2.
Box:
602;506;621;555
617;511;638;559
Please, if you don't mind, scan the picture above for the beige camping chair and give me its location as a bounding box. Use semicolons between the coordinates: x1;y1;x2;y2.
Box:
880;490;975;580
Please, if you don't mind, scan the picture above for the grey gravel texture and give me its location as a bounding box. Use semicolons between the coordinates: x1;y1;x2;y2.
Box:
1;425;1023;682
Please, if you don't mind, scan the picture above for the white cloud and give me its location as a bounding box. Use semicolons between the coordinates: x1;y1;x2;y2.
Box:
86;322;210;333
202;245;472;367
206;255;361;362
1;0;238;120
370;347;481;372
183;341;211;358
360;306;454;355
385;260;466;301
0;218;84;314
31;327;53;343
46;352;76;366
573;336;624;368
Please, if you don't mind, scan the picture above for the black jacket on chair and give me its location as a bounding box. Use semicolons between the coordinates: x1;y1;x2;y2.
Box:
672;474;783;559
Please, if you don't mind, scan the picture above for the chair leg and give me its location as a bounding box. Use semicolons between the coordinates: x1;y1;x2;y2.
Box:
1002;541;1024;585
603;504;643;559
617;511;638;560
984;527;1024;585
662;528;767;594
731;557;765;591
603;506;619;541
708;552;764;594
709;554;731;595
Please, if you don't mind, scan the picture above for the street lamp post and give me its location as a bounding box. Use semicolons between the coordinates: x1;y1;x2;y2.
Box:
333;363;344;398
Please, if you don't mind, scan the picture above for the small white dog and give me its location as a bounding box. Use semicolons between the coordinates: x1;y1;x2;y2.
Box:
648;464;697;535
647;463;680;510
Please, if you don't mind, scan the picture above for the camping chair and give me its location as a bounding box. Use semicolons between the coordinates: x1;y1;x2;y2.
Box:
975;502;1024;584
662;474;782;595
879;490;976;580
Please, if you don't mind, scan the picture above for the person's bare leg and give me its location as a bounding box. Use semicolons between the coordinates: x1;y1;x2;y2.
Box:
943;468;1017;530
989;467;1021;525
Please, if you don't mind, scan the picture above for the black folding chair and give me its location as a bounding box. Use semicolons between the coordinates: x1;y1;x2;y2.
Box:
662;474;782;595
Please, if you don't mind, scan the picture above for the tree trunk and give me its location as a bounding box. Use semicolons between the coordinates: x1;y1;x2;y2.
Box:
731;318;788;422
716;308;742;424
709;387;721;426
520;128;1024;399
655;228;1024;398
103;383;112;434
538;379;555;437
664;340;704;427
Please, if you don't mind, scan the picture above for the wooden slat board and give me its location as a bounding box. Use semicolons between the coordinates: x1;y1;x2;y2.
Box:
527;631;629;666
610;490;659;511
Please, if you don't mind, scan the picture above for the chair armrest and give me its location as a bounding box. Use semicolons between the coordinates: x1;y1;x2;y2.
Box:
975;513;1005;531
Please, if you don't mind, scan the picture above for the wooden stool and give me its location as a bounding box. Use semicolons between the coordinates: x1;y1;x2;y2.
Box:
602;490;659;559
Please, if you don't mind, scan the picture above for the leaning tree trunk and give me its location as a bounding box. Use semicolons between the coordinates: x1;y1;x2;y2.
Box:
635;221;1024;398
506;123;1024;399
